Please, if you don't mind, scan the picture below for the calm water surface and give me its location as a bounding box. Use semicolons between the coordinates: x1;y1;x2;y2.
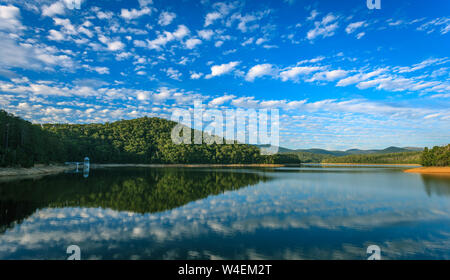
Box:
0;166;449;260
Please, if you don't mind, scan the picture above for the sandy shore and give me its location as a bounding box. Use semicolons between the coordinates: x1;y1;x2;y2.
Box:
404;167;450;174
319;163;421;166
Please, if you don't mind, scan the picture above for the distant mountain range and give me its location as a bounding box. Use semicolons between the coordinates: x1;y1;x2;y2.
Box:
262;146;423;157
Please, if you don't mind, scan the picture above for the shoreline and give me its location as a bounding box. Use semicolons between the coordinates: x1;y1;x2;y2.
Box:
0;165;74;181
317;163;421;166
0;163;289;180
403;167;450;174
2;163;449;180
91;163;288;168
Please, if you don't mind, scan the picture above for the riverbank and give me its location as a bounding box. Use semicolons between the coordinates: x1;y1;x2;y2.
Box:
0;164;74;181
0;163;289;180
318;163;421;166
404;167;450;174
91;163;287;168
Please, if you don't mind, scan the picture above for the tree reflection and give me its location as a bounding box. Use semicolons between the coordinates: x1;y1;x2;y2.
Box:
421;174;450;197
0;168;268;233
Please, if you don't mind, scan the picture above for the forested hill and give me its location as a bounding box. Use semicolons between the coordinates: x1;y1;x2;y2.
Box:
0;110;299;167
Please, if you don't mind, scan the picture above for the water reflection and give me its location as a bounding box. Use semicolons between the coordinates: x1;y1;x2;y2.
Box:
0;167;449;260
421;174;450;197
0;168;268;233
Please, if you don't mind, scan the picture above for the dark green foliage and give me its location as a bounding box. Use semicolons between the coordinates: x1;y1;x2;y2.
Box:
0;110;298;166
322;151;422;164
285;151;332;163
0;168;269;231
0;110;65;167
421;145;450;166
263;153;302;164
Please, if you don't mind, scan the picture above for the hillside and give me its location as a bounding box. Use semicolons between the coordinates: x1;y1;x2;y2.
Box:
322;151;422;164
1;110;300;167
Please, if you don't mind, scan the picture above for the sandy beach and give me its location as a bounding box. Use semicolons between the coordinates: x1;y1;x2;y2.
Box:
405;166;450;174
404;167;450;174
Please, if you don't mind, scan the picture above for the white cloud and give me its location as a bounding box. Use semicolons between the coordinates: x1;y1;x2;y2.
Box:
0;5;23;31
209;95;235;107
190;72;203;79
307;70;349;82
165;67;182;80
245;64;275;82
185;38;202;49
120;7;152;20
307;13;339;40
197;29;214;40
147;25;189;50
204;2;237;27
99;35;125;51
96;10;113;20
42;1;66;17
158;11;176;26
396;58;448;73
307;10;319;21
205;61;240;79
337;69;385;87
279;66;323;82
47;29;65;41
94;67;109;74
345;21;365;34
205;12;221;27
107;41;125;51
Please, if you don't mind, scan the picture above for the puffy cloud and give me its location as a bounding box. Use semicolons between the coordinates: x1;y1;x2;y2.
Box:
345;21;366;34
204;12;221;27
307;70;349;82
245;64;275;82
120;7;152;20
307;13;339;40
185;38;202;49
197;29;214;40
47;29;65;41
0;4;23;31
158;11;176;26
190;72;203;79
99;35;125;51
147;25;189;50
279;66;323;82
205;61;240;79
42;1;66;17
209;95;235;107
165;67;182;80
307;9;319;21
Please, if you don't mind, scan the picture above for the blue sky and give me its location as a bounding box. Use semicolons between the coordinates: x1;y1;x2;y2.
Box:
0;0;449;150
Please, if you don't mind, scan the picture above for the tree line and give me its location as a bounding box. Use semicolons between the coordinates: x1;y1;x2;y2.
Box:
0;110;300;167
322;151;422;164
421;145;450;166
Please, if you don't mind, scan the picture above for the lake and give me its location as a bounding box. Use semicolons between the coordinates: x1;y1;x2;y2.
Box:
0;166;449;260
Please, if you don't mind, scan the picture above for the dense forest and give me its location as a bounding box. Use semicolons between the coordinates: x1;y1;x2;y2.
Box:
322;151;422;164
0;110;300;167
421;145;450;166
2;110;449;167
